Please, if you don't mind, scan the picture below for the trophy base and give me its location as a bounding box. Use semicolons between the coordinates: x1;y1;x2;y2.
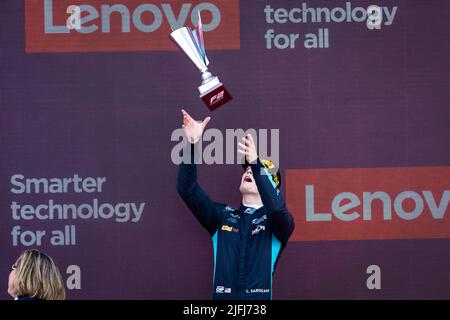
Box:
199;78;232;111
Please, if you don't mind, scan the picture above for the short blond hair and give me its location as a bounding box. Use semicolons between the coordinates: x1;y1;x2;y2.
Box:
13;249;66;300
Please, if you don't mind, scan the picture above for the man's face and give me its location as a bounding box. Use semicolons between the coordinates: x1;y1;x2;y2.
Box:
239;166;259;195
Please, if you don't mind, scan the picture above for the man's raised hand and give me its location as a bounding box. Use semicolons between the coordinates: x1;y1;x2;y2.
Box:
238;134;258;164
181;109;211;144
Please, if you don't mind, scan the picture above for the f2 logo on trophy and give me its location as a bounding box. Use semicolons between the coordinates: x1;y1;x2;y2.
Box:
170;12;232;111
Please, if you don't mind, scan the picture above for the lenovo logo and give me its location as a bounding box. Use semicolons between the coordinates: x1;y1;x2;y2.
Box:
25;0;240;52
286;167;450;241
303;186;447;221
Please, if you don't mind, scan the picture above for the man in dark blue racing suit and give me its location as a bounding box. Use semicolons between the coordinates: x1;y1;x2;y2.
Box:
177;109;295;300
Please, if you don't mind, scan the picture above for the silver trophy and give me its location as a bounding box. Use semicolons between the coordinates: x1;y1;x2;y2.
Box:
170;12;232;111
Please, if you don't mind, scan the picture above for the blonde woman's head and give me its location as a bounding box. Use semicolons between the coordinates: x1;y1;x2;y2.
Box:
8;249;65;300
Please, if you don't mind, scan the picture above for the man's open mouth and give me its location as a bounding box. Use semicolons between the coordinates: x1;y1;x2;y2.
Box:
244;176;253;183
